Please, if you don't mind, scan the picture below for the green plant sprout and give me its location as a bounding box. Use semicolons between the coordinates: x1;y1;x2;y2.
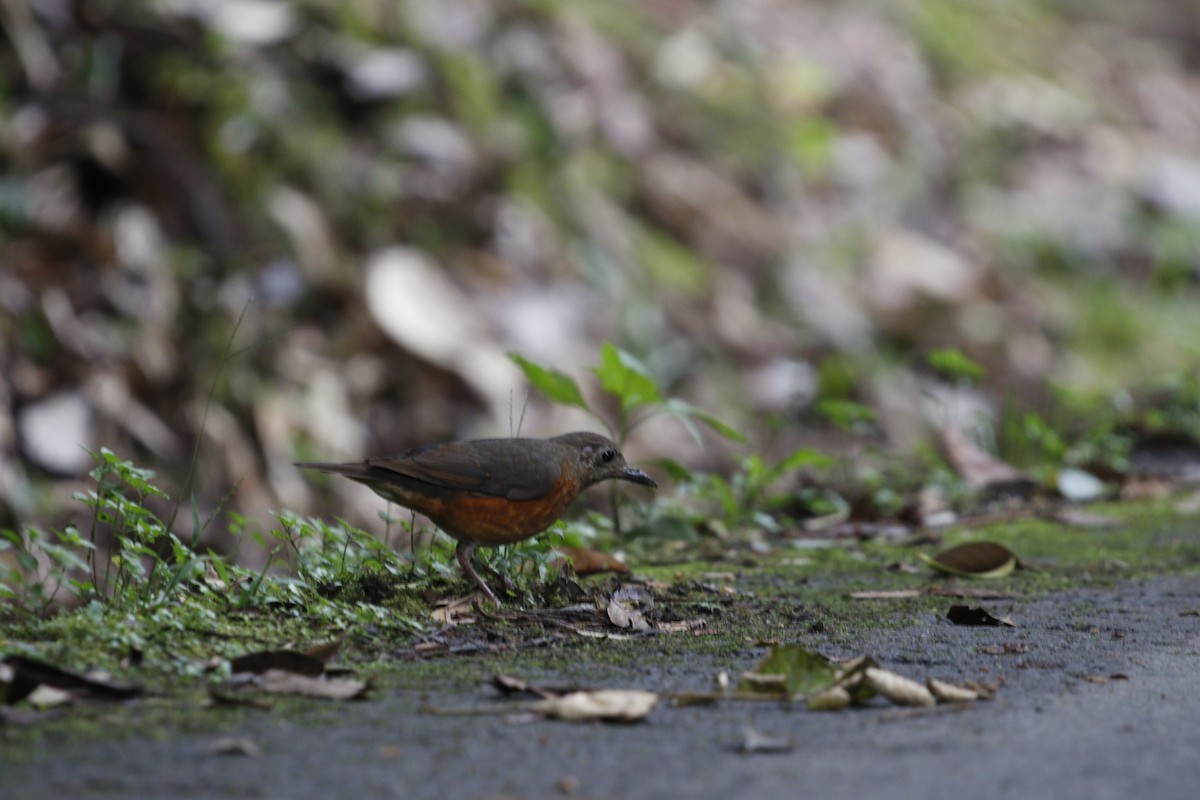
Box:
73;448;206;608
510;343;744;448
926;347;984;385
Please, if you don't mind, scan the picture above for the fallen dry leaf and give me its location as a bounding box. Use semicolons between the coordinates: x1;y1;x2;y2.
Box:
605;586;653;632
738;644;844;700
849;589;924;600
961;680;1001;700
863;668;936;707
26;685;74;709
921;541;1017;579
2;656;142;701
532;690;659;722
303;635;347;664
490;674;580;699
654;619;708;633
205;737;263;757
926;678;978;703
941;426;1027;491
557;546;629;576
946;605;1017;627
257;669;368;701
806;686;852;711
429;595;478;624
229;650;325;677
203;561;227;591
606;598;650;632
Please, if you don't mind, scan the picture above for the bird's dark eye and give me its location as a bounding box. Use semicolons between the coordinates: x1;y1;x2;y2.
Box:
601;449;617;463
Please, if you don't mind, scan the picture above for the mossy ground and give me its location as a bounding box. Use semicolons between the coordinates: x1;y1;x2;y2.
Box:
4;501;1195;681
3;497;1198;758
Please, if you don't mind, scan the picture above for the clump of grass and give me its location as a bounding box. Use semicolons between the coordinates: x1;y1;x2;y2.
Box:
0;449;437;674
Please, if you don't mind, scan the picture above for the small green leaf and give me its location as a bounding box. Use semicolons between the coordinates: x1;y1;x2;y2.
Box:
653;457;694;483
927;347;985;384
593;344;662;412
775;447;834;473
686;408;746;443
509;353;590;411
816;399;876;432
738;644;842;699
663;399;746;445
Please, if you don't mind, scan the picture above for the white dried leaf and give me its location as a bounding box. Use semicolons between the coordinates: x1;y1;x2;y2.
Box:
27;685;73;708
864;668;936;707
258;669;367;701
806;686;852;712
532;690;658;722
365;248;519;414
17;391;93;474
927;678;979;704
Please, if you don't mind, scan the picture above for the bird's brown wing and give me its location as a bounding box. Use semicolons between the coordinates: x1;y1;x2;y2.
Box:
367;439;562;500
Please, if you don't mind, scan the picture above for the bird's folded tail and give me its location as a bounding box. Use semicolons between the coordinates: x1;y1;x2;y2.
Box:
294;461;372;480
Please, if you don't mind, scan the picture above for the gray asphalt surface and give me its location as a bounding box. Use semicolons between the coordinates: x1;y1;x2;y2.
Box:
4;576;1199;800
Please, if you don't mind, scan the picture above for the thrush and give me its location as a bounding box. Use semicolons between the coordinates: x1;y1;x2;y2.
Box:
296;432;656;604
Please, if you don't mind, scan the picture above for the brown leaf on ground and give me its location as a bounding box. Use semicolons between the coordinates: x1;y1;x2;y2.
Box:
429;595;478;624
940;426;1027;491
948;605;1017;627
490;674;572;699
303;635;347;664
2;656;142;702
229;650;325;677
557;546;629;576
922;542;1017;578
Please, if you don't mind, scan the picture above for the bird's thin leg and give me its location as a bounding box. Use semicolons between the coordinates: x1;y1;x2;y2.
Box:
456;539;500;606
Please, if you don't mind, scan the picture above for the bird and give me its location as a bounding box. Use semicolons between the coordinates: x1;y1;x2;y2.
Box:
296;432;657;605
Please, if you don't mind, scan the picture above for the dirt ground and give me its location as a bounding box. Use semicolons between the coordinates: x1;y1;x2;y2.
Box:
3;575;1198;800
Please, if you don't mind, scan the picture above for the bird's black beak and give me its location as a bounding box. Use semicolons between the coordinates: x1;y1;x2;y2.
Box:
620;466;657;488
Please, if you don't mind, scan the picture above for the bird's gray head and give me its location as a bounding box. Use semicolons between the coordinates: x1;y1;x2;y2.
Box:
552;432;657;488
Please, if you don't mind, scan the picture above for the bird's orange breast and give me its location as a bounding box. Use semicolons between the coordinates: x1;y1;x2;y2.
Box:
382;475;584;546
